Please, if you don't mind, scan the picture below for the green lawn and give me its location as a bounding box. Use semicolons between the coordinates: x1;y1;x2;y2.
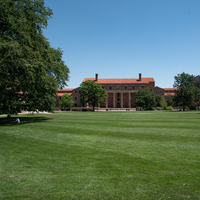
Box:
1;111;200;199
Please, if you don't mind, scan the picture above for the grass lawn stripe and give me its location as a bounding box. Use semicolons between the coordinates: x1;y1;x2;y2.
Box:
0;111;200;199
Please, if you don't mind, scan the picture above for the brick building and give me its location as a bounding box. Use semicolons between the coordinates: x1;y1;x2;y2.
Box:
55;88;73;107
55;73;175;110
82;73;155;108
55;73;200;110
163;88;177;99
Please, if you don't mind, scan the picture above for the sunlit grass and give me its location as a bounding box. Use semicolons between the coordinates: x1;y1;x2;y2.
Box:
0;111;200;199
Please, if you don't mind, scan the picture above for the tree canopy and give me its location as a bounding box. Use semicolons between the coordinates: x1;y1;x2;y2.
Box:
135;87;155;110
79;80;108;111
0;0;69;116
166;94;173;106
173;72;200;110
59;94;74;110
155;94;162;107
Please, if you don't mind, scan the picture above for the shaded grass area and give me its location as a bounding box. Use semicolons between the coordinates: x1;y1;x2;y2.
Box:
0;116;52;126
0;111;200;199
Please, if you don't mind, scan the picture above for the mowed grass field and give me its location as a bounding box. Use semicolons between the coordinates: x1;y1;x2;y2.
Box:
0;111;200;199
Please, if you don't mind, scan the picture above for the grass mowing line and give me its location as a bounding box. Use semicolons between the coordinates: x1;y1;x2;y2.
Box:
2;128;200;169
1;111;200;199
4;118;200;151
14;125;200;148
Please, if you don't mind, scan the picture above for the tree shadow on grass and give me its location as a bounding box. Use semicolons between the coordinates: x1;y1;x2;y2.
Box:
0;116;52;126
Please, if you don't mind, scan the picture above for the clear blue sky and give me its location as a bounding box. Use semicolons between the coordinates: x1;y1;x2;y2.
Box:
43;0;200;89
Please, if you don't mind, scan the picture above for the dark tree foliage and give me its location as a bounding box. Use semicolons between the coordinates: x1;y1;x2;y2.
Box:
135;87;155;110
0;0;69;116
173;72;200;111
166;94;173;106
79;80;108;111
155;94;162;107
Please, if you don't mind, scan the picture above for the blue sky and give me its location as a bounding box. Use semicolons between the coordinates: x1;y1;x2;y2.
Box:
43;0;200;89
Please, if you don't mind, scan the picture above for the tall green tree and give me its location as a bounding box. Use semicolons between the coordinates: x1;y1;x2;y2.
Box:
135;87;155;110
155;94;162;107
166;94;173;106
173;72;200;111
79;80;108;111
0;0;69;116
59;93;74;110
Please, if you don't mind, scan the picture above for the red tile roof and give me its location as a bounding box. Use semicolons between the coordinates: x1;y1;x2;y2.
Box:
163;88;177;96
164;92;175;96
57;93;72;96
83;78;154;84
163;88;177;91
57;88;73;92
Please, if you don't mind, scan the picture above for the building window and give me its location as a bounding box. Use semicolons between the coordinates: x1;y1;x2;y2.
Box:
75;103;77;107
102;86;104;89
132;85;135;90
117;85;119;90
142;86;144;89
125;85;127;90
75;90;77;93
160;90;162;93
109;86;112;90
60;97;62;100
75;97;77;100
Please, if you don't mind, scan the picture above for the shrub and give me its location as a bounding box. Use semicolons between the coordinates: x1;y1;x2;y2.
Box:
71;108;93;111
136;107;144;111
156;107;162;110
71;108;82;111
61;108;70;111
167;106;173;110
145;107;155;111
164;106;173;110
82;108;93;111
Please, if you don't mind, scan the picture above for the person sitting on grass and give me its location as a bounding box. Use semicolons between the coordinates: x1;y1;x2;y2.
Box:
14;118;20;123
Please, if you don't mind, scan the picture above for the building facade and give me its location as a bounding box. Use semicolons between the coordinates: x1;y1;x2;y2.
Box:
55;73;199;110
55;73;172;110
82;73;155;108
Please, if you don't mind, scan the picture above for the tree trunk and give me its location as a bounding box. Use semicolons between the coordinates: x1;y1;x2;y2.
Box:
7;114;11;118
